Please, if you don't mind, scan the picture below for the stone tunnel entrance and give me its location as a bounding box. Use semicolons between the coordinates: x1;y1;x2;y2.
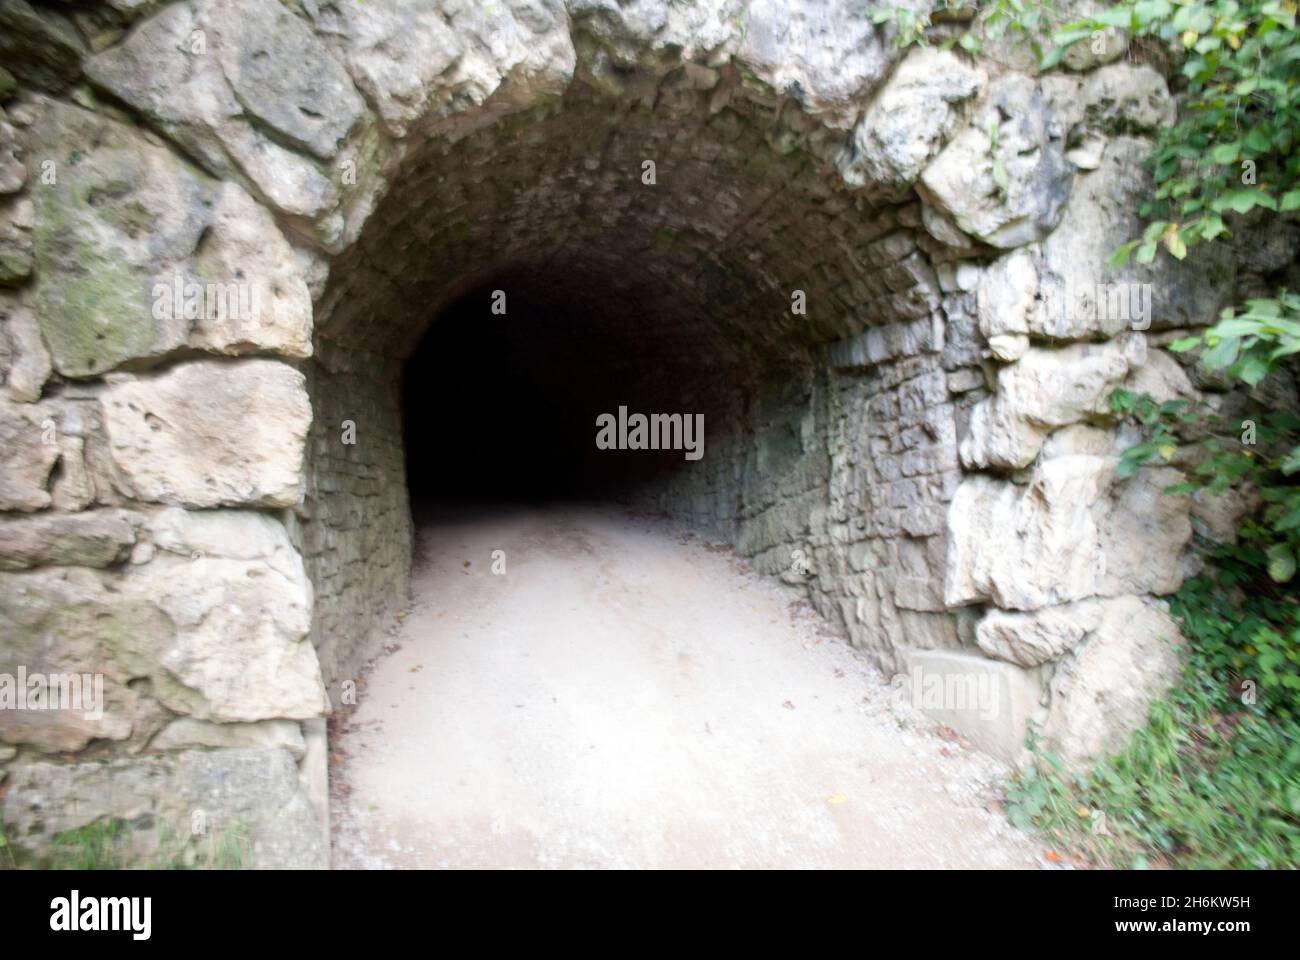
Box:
0;0;1219;869
296;81;963;702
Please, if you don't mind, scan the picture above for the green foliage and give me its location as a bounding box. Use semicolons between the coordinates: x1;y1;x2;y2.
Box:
34;817;251;870
0;824;15;870
1172;291;1300;387
1066;1;1300;265
1111;297;1300;588
1177;555;1300;709
1110;374;1300;711
1007;559;1300;868
1006;644;1300;868
872;0;1063;57
875;0;1300;867
1009;535;1300;868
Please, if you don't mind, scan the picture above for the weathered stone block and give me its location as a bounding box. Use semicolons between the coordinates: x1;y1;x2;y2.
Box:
0;509;135;570
102;359;311;508
2;748;328;868
895;647;1045;763
1042;595;1184;768
0;395;58;510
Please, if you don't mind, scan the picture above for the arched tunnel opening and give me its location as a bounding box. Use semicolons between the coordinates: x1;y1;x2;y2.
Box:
286;63;1009;867
294;76;955;697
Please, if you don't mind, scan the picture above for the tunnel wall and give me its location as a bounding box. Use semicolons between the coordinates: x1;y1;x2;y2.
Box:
288;342;412;691
2;0;1295;868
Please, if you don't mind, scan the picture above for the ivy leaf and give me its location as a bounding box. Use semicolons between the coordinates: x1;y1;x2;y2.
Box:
1107;241;1139;267
1236;354;1272;386
1245;126;1274;152
1200;213;1228;240
1202;336;1241;369
1163;228;1188;259
1210;142;1241;164
1266;544;1297;583
1219;191;1262;214
1281;448;1300;476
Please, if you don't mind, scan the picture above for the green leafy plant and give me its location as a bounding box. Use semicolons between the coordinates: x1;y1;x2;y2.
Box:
1006;661;1300;868
872;0;1063;56
34;816;252;870
1065;1;1300;266
873;0;1300;867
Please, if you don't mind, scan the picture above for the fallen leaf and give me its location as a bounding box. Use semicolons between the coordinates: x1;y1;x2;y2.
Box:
782;700;796;710
1044;850;1063;863
826;793;848;805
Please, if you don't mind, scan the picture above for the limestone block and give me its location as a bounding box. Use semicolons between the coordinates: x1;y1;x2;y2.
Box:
26;100;313;377
919;74;1073;249
960;335;1144;470
945;456;1114;611
840;47;983;190
311;0;575;140
895;647;1045;763
84;0;361;236
0;395;58;510
2;748;328;868
1042;595;1184;768
0;193;33;287
0;509;135;571
0;109;25;195
0;566;176;752
737;0;896;128
975;600;1103;667
213;0;365;160
977;249;1038;340
0;291;49;400
1036;138;1236;337
150;717;306;761
121;552;325;723
0;0;86;93
1081;63;1175;135
1099;465;1192;598
101;359;311;509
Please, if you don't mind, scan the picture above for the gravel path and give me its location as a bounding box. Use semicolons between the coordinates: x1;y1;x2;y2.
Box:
331;503;1045;869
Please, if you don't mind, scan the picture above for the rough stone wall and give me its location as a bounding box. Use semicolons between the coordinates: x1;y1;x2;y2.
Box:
1;0;1293;868
288;342;411;693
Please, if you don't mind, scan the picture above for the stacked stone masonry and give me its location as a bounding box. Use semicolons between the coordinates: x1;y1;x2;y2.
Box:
0;0;1296;867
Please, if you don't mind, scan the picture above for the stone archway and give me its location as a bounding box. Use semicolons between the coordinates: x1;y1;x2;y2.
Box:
0;0;1237;868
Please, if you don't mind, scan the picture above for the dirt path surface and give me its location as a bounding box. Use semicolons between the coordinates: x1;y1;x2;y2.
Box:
330;504;1045;869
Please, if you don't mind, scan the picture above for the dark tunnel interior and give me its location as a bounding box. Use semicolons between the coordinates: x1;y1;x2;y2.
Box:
401;264;748;503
